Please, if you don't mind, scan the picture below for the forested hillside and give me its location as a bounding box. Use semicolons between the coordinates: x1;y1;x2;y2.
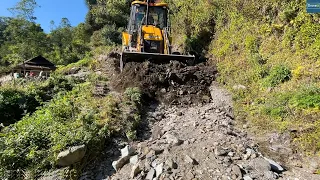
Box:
0;0;320;179
0;0;130;72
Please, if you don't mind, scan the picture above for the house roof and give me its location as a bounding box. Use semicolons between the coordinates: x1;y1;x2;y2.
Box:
15;55;56;70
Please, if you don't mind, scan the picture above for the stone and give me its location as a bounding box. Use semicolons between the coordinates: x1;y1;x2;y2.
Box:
130;155;139;165
160;88;167;93
264;157;284;173
185;171;195;179
176;112;183;116
121;145;135;157
57;145;86;167
244;148;255;160
112;156;130;171
165;134;183;146
152;125;163;140
146;168;155;180
131;163;141;178
185;155;198;165
249;158;271;172
146;150;156;159
233;84;247;90
215;147;228;156
152;159;161;168
243;175;253;180
156;163;164;178
166;159;178;169
228;152;235;157
154;148;164;155
231;165;242;178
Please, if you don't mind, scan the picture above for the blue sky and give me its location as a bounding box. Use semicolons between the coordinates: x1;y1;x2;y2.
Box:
0;0;88;32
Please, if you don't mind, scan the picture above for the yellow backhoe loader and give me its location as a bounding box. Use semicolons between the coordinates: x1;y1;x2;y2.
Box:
120;0;195;71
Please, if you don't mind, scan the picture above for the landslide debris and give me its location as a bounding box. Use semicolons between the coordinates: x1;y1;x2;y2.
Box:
110;61;217;106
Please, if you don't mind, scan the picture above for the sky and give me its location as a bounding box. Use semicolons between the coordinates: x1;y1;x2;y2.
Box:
0;0;88;33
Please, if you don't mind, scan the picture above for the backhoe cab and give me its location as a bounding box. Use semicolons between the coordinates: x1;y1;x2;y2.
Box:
120;0;195;72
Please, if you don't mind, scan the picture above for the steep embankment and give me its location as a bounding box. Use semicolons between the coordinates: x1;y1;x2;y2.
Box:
169;0;320;160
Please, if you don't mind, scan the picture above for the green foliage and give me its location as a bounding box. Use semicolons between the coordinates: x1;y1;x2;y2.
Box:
85;0;129;47
0;18;48;65
0;89;39;125
0;74;81;126
263;65;292;87
124;87;142;105
261;93;293;118
8;0;38;21
168;0;320;155
290;86;320;110
0;81;143;179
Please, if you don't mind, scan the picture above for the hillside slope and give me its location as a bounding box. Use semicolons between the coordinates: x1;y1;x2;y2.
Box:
169;0;320;156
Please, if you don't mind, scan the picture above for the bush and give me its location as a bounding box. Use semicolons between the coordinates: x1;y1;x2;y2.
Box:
290;86;320;110
0;83;143;179
0;89;40;125
0;74;82;126
264;65;292;87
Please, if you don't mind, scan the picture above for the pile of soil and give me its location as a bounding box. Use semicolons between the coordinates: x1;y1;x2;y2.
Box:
110;60;217;105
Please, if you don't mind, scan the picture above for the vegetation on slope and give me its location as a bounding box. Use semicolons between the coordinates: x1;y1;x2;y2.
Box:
169;0;320;154
0;69;142;179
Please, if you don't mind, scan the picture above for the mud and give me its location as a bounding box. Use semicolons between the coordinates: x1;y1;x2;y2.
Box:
110;61;217;106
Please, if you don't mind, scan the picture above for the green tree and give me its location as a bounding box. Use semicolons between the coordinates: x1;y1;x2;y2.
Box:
0;18;48;65
85;0;130;46
8;0;39;21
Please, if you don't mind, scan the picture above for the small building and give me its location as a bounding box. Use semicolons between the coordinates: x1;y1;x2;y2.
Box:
13;55;56;77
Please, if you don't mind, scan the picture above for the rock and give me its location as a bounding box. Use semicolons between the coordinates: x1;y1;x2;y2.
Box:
152;125;163;140
131;163;141;178
243;175;253;180
160;88;167;93
154;148;164;155
249;158;271;172
228;152;235;157
152;159;161;168
176;112;183;116
57;145;86;167
215;147;228;156
264;157;284;173
185;171;195;179
112;156;130;171
130;155;139;165
156;163;164;178
233;84;247;90
231;165;242;178
165;134;183;146
244;148;255;160
223;156;232;166
121;145;135;157
185;155;198;165
146;149;156;160
146;168;155;180
166;159;178;169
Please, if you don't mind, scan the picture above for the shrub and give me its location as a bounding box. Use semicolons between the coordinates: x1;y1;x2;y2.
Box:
0;89;40;125
264;65;292;87
0;83;143;179
290;86;320;110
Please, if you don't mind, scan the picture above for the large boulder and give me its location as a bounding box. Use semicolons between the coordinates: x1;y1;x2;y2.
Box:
57;145;86;167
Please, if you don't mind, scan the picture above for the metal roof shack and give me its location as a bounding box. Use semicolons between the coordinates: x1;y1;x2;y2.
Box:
14;55;56;73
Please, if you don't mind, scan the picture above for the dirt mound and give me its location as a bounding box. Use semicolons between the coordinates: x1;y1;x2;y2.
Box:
110;61;217;105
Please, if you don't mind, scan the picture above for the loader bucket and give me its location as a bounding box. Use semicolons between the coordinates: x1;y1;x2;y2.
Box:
120;51;195;72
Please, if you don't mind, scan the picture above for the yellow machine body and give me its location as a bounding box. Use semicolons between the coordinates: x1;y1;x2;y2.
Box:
120;0;194;71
